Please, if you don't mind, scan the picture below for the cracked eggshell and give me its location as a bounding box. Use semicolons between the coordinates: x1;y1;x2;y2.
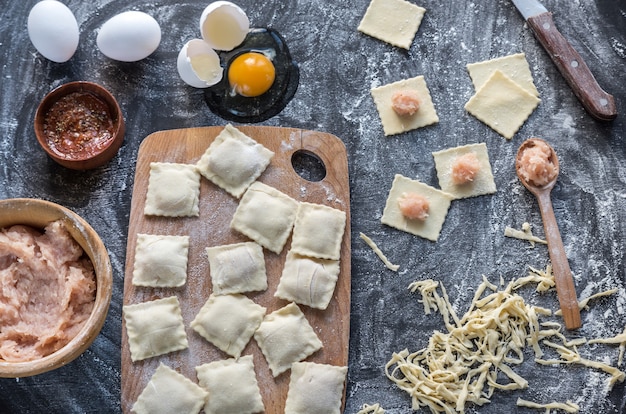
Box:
27;0;79;63
177;39;223;88
96;11;161;62
200;1;249;51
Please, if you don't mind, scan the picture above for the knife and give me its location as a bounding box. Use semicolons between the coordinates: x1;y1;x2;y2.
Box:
512;0;617;121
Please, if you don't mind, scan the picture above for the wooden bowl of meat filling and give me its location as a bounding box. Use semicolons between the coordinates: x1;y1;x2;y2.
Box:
0;198;112;377
34;81;125;170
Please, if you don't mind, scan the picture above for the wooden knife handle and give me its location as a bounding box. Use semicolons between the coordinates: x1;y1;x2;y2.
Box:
527;12;617;121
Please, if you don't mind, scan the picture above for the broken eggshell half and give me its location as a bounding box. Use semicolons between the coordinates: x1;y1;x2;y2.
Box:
199;1;250;51
177;39;223;88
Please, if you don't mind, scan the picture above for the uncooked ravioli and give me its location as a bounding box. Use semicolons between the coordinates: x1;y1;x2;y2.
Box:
204;28;299;123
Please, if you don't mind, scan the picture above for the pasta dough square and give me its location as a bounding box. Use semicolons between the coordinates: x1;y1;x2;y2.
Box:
195;355;264;414
190;293;265;358
206;241;267;295
230;181;300;254
254;302;323;377
144;162;201;217
291;202;346;260
371;76;439;136
275;251;341;310
123;296;188;362
132;363;208;414
464;70;541;139
132;234;190;288
381;174;454;241
467;53;538;97
196;124;274;198
432;143;497;199
284;361;348;414
358;0;426;49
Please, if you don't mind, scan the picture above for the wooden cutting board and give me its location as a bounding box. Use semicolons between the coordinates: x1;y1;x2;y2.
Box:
121;126;351;413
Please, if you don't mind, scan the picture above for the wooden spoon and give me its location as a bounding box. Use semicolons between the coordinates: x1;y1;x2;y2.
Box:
515;137;581;330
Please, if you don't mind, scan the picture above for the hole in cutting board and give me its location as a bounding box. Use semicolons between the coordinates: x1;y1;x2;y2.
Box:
291;150;326;182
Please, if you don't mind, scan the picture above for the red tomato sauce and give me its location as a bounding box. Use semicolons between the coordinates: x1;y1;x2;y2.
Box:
43;92;115;160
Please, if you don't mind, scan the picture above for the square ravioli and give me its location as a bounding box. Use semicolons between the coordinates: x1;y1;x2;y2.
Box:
291;202;346;260
144;162;201;217
132;363;208;414
254;302;323;377
206;241;267;295
132;234;190;288
284;361;348;414
466;53;538;97
464;70;540;139
381;174;454;241
190;293;265;358
196;124;274;198
358;0;426;49
371;75;439;136
195;355;264;414
230;181;299;254
432;143;497;199
123;296;188;362
275;251;340;310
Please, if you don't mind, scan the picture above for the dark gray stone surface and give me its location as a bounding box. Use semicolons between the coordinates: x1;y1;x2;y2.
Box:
0;0;624;412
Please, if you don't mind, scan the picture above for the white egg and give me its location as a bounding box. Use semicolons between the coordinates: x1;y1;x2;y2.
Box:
27;0;79;63
200;1;249;51
96;11;161;62
177;39;223;88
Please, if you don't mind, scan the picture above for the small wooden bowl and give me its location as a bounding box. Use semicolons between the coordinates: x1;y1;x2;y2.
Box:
34;81;125;170
0;198;113;377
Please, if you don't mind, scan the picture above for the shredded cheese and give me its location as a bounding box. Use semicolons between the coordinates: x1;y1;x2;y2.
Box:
536;339;626;391
387;265;626;412
359;232;400;272
356;403;386;414
588;326;626;366
555;288;618;315
516;397;579;413
504;222;547;246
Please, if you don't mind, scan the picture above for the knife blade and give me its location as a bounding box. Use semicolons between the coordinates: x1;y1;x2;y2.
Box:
511;0;617;121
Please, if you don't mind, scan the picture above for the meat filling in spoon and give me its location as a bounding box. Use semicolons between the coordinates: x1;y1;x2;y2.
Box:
515;137;582;330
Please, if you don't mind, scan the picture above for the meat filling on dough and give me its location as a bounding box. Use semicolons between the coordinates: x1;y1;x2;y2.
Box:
391;90;421;116
451;152;481;185
397;192;429;221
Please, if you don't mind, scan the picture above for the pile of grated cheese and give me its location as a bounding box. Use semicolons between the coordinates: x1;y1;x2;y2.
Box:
385;266;626;413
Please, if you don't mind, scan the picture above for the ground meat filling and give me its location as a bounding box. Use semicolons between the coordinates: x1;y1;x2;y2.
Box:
398;192;430;221
518;140;558;187
391;90;421;116
451;152;481;185
0;220;96;362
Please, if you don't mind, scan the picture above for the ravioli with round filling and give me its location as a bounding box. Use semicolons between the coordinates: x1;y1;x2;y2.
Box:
275;251;340;310
132;234;190;288
123;296;188;362
144;162;201;217
253;302;322;377
206;241;267;295
290;202;346;261
190;293;265;358
284;361;348;414
132;363;208;414
230;181;299;254
195;355;264;414
196;124;274;198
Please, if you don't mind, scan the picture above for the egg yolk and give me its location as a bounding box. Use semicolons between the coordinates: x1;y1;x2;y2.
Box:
228;52;276;97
